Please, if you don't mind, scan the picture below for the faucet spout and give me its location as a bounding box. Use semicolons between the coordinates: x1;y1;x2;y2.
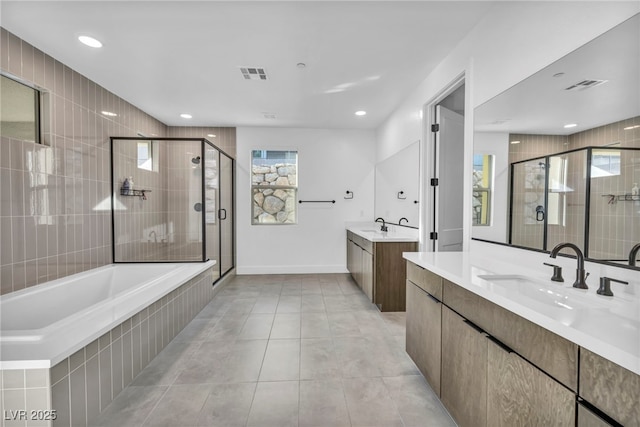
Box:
550;243;588;289
375;217;388;232
628;243;640;267
399;217;408;225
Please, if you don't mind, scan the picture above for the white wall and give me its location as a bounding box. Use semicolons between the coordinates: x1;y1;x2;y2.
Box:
236;127;375;274
473;132;509;242
376;1;640;251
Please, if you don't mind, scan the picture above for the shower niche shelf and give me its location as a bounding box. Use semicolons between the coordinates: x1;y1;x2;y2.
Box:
602;194;640;203
120;188;151;199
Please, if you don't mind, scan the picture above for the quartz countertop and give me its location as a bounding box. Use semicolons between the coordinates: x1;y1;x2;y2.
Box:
347;225;418;243
403;251;640;376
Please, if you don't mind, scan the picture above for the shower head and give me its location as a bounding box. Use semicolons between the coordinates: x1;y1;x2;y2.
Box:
191;156;201;165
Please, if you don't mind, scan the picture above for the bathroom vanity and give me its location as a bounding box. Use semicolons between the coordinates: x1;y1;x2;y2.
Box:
404;252;640;427
346;227;417;311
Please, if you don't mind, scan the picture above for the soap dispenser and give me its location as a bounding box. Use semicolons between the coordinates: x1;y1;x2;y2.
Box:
632;183;639;196
122;178;130;195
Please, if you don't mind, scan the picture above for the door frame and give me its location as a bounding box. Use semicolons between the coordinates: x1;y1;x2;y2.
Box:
420;72;471;252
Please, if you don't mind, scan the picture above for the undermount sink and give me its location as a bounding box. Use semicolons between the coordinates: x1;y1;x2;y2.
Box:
476;274;538;284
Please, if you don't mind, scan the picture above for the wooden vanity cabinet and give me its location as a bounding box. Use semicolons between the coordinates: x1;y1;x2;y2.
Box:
577;403;616;427
406;280;442;395
580;348;640;426
441;306;487;427
346;231;416;311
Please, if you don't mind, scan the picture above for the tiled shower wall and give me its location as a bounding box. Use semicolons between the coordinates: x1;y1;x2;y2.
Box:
0;29;237;294
509;116;640;258
0;28;167;295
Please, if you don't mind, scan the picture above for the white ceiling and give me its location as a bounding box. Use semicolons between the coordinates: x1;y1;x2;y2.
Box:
1;1;496;129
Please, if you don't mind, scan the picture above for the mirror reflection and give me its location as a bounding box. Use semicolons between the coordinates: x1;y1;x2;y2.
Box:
375;141;419;227
473;13;640;266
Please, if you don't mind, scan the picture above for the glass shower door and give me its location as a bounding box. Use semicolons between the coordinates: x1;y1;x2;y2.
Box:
220;152;234;276
509;159;545;250
204;145;221;282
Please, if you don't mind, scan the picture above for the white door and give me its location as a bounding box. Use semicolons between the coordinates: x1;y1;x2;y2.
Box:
435;105;464;251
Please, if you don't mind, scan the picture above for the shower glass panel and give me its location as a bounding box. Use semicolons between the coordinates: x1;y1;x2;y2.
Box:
204;145;221;282
589;147;640;260
546;150;587;250
510;159;545;250
220;153;234;276
111;138;204;262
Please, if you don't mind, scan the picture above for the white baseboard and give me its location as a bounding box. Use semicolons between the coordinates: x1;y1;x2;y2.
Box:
236;265;349;275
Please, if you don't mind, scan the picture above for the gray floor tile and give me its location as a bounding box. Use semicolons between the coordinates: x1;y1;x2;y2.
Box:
132;341;202;386
259;339;300;381
299;379;351;427
142;384;210;427
300;338;341;380
333;337;382;378
383;375;456;427
251;295;280;313
205;313;248;342
277;295;302;313
301;312;331;338
323;295;354;312
271;313;301;339
343;377;404;427
247;381;299;427
238;313;275;339
327;311;362;337
301;294;326;312
94;386;167;427
195;382;256;427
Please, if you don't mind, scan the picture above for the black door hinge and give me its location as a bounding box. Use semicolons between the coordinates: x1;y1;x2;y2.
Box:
430;178;439;186
431;124;439;132
430;232;438;240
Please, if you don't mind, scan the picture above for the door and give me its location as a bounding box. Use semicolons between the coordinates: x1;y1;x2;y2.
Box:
220;152;234;276
435;105;464;251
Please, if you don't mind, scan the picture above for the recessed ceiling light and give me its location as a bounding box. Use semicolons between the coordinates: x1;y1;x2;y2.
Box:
78;35;102;48
207;134;217;138
297;62;306;69
564;123;577;129
101;111;117;117
552;72;565;78
510;140;521;145
355;111;367;116
180;113;192;119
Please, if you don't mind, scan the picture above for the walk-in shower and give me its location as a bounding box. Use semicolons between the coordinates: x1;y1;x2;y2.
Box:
110;137;234;281
509;146;640;261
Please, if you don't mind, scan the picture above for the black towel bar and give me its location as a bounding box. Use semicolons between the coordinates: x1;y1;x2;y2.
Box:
299;200;336;204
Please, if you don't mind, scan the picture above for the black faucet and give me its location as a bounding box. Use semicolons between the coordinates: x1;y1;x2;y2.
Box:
399;217;408;225
375;217;388;232
549;243;588;289
628;243;640;266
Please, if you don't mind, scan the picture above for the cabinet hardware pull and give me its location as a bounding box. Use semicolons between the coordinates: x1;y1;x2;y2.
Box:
426;293;441;304
487;335;514;354
463;319;485;334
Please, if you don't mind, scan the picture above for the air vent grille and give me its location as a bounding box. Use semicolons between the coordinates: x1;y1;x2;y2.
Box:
564;79;608;91
240;67;267;80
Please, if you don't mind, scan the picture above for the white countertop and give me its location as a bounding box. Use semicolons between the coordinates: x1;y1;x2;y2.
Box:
403;251;640;376
347;224;418;242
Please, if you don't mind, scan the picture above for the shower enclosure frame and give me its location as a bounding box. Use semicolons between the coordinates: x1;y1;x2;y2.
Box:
109;137;235;281
508;145;640;260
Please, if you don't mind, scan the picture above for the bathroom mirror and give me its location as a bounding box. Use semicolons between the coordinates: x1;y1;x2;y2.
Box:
375;141;420;227
473;13;640;267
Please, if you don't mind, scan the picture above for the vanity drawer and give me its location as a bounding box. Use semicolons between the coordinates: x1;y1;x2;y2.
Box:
442;280;578;392
407;261;442;300
580;348;640;426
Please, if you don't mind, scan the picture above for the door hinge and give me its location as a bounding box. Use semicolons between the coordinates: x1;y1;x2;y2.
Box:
431;123;439;132
430;232;438;240
430;178;439;186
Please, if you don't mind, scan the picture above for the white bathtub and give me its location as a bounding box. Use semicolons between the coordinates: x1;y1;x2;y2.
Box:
0;261;215;369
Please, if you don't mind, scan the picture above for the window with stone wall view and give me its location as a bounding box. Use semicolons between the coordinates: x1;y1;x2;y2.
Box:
252;150;298;224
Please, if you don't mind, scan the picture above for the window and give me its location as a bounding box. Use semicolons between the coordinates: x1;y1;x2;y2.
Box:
472;154;493;226
251;149;298;224
591;149;620;177
137;140;158;171
1;74;41;143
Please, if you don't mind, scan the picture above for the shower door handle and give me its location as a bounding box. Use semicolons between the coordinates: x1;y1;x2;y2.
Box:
535;205;545;221
218;208;227;220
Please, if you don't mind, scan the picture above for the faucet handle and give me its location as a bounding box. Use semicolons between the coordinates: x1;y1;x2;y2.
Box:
543;263;564;282
597;277;629;297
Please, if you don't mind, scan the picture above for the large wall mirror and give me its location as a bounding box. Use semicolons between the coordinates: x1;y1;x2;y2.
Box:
375;141;420;227
473;13;640;268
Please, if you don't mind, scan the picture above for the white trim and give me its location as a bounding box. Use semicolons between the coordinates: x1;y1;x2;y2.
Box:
237;265;348;275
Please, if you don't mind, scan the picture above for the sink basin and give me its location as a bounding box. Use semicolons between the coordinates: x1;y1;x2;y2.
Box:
476;274;538;284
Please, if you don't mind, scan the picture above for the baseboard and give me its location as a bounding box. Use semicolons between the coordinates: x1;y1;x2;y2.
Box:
236;265;349;275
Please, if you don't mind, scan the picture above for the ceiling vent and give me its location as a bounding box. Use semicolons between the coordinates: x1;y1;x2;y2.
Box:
262;112;276;119
240;67;267;80
564;79;608;91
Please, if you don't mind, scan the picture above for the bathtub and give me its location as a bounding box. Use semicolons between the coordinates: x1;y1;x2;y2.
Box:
0;261;216;369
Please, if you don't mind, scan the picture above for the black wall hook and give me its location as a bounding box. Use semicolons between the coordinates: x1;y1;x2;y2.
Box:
344;190;354;199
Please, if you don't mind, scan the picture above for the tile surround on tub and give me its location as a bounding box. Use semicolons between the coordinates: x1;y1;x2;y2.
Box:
0;268;217;427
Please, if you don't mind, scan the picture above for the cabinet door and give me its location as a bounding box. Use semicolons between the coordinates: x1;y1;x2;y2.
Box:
361;249;373;302
487;339;575;427
406;281;441;395
578;403;615;427
441;306;487;427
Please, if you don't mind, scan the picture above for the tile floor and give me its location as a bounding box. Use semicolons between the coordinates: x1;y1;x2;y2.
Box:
94;274;456;427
